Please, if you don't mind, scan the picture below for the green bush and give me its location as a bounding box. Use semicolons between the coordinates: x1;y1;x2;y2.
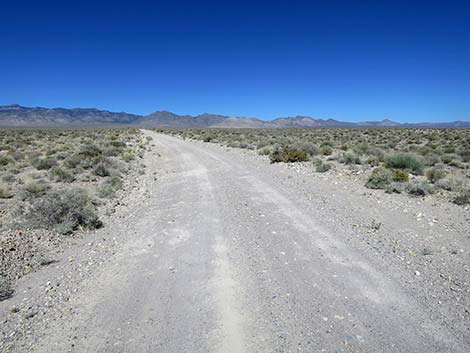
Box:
441;154;454;164
365;167;393;189
391;169;409;182
0;155;14;166
353;143;369;155
31;157;57;170
384;153;424;175
25;188;102;234
270;147;308;163
459;150;470;162
341;152;361;165
314;160;332;172
63;154;82;169
78;144;102;157
50;166;75;183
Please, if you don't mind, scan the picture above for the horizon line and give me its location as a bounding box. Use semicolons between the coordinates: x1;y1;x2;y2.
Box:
1;103;469;125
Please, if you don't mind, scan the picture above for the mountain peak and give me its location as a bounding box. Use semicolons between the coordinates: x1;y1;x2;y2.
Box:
0;104;23;110
382;118;399;124
0;104;468;128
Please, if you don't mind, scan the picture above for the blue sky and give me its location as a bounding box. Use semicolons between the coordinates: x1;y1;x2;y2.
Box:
1;0;469;122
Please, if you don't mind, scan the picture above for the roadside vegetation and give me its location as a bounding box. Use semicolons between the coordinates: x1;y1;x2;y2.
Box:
158;127;470;205
0;128;149;299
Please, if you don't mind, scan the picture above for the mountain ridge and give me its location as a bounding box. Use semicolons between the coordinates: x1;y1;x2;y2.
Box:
0;104;469;128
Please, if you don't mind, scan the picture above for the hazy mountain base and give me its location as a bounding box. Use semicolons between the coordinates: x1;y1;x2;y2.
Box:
1;104;470;128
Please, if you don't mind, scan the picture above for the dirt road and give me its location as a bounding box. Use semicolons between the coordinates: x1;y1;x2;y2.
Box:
2;130;469;352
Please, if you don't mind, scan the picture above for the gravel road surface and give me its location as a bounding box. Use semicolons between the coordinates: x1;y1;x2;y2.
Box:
1;130;468;353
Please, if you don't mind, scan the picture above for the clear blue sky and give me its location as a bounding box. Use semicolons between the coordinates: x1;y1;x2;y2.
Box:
1;0;469;122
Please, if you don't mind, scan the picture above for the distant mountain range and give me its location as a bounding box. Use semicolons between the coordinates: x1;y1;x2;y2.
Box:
0;104;469;128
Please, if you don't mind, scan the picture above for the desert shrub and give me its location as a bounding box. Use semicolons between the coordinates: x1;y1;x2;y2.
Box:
31;157;57;170
19;180;49;200
459;149;470;162
367;157;380;166
424;154;441;166
418;146;434;156
81;154;105;169
437;176;465;192
435;178;453;191
55;152;69;160
384;153;424;175
315;160;332;173
353;143;369;155
50;166;75;183
443;146;456;153
391;169;409;182
448;159;464;168
78;144;102;157
63;154;82;169
441;154;454;164
321;146;333;156
8;167;21;175
270;147;308;163
340;152;361;165
385;182;405;194
368;148;385;162
97;176;123;198
1;172;14;182
25;188;102;234
453;188;470;205
405;181;435;196
93;161;112;177
0;155;14;166
108;140;126;148
257;147;272;156
238;141;250;149
102;146;123;157
0;181;12;198
297;143;320;156
121;152;135;162
425;167;447;184
365;167;393;189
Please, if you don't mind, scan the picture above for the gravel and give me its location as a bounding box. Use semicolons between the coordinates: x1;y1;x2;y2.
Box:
0;130;468;352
